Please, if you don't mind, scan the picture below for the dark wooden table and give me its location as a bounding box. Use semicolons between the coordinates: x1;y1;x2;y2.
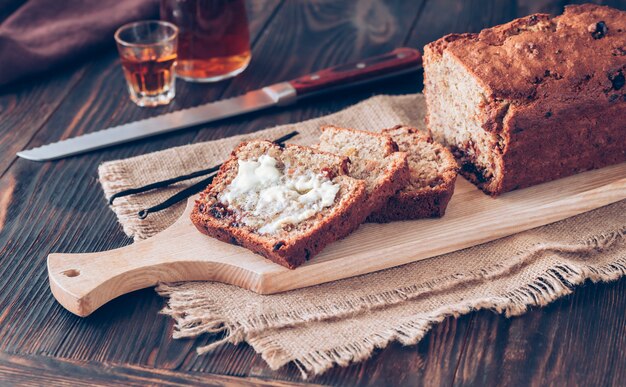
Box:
2;1;626;385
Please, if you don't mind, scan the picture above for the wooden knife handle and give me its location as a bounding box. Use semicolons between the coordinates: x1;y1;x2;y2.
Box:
288;47;422;97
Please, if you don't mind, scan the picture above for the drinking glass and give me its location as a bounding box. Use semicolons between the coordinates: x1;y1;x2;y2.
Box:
160;0;251;82
115;21;179;107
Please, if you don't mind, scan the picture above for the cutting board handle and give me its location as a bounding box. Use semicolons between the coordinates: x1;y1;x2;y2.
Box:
48;232;206;317
47;197;260;317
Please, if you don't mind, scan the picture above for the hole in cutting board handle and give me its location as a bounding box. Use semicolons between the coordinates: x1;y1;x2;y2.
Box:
61;269;80;277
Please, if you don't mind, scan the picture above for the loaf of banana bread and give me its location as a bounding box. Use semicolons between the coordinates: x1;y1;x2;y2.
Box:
424;4;626;196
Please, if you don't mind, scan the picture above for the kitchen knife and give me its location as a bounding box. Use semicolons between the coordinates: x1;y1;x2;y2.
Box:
17;47;422;161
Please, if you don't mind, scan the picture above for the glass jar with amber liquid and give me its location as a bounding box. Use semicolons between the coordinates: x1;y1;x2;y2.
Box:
160;0;251;82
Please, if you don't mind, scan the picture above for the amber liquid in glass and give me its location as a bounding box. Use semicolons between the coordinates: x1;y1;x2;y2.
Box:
120;50;177;97
160;0;251;81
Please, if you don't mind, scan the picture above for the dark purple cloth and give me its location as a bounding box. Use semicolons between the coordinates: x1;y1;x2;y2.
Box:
0;0;158;86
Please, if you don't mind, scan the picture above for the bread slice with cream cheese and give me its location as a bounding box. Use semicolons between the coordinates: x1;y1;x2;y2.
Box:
191;140;367;269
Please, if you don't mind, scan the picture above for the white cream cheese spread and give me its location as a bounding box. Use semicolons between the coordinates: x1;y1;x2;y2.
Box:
219;155;340;234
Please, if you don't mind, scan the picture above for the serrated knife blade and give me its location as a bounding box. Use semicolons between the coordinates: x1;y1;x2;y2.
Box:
17;83;297;161
17;48;423;161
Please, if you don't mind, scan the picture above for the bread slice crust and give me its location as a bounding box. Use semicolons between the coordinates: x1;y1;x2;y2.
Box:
368;125;458;223
190;140;368;269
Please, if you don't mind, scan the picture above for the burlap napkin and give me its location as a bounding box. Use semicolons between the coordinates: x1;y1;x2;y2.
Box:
99;94;626;379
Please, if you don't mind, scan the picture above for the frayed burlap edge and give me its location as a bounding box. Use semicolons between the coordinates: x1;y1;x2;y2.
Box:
157;227;625;378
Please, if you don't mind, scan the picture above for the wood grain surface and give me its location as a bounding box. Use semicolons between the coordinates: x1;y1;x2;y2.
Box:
1;0;625;385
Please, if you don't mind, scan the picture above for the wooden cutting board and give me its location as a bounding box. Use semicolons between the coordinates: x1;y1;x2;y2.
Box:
48;163;626;317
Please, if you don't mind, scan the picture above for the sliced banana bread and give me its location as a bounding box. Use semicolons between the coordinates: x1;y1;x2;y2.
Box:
317;125;410;216
368;125;458;223
191;140;368;269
